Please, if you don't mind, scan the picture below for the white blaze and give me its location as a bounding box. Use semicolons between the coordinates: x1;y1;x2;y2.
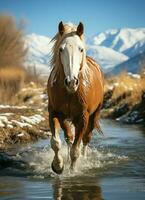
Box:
60;35;84;81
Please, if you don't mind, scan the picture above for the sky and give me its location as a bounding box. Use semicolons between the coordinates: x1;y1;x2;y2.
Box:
0;0;145;38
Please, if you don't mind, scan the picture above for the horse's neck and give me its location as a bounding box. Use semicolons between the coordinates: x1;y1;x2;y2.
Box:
80;62;91;87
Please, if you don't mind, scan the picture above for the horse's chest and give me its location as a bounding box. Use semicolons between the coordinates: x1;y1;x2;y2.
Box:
59;95;82;118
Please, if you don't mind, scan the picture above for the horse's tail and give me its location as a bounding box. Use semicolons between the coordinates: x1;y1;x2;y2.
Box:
95;120;104;135
93;103;104;136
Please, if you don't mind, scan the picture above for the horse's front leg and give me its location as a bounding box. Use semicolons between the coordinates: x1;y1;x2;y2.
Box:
82;115;94;157
59;118;74;146
49;112;64;174
58;118;74;161
70;112;89;171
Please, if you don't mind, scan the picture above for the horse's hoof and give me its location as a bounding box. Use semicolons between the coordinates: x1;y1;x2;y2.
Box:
51;162;64;174
70;162;76;173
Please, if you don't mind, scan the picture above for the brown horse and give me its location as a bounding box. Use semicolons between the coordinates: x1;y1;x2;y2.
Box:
47;22;104;174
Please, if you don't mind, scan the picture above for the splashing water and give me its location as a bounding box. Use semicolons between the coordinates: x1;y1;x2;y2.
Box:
1;120;145;200
13;141;128;179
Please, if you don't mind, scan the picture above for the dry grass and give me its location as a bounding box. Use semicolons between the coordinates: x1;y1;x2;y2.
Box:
0;14;27;68
0;107;50;149
0;67;26;103
0;14;28;104
14;82;47;106
0;14;46;104
105;71;145;106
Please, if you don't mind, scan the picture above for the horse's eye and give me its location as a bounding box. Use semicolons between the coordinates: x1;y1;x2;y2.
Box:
79;47;83;52
59;47;63;52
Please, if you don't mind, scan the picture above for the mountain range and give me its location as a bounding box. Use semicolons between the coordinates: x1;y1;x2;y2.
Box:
24;33;52;75
24;27;145;76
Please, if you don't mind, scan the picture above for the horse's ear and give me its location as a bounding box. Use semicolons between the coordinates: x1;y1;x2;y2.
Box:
76;22;84;37
58;21;64;36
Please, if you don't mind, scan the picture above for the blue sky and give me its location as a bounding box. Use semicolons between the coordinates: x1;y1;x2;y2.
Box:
0;0;145;37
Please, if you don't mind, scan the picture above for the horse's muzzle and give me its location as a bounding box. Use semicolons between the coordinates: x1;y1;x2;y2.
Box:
64;77;79;93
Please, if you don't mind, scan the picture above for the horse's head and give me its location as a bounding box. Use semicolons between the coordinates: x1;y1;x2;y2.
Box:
58;22;85;93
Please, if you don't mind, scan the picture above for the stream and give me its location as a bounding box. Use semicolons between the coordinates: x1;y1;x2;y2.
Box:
0;119;145;200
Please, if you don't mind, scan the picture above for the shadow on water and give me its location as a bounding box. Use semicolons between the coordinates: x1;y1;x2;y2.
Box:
52;177;103;200
0;119;145;199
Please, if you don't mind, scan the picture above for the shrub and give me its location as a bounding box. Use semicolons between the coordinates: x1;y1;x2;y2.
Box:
0;14;27;68
104;70;145;106
0;67;26;103
0;14;27;103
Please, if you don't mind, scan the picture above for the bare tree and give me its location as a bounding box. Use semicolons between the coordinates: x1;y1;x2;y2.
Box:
0;14;27;68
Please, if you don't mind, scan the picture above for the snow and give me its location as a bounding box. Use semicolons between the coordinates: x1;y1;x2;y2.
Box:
21;115;45;125
0;116;9;124
0;116;13;128
87;28;145;73
11;120;33;128
128;72;141;79
0;105;29;109
0;113;13;116
110;51;145;74
11;114;45;128
106;85;114;90
136;118;144;123
25;33;51;54
113;83;119;87
88;28;145;54
0;112;45;128
18;133;25;137
24;33;53;76
124;39;145;57
0;121;5;127
40;94;48;100
24;27;145;74
87;45;128;71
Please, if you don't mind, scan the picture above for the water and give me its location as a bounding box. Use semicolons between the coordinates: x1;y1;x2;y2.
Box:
0;119;145;200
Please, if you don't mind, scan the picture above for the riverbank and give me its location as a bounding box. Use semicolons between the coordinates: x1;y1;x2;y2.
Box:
0;83;51;150
102;71;145;124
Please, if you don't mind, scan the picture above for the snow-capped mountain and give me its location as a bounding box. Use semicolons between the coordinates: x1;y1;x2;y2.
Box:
88;28;145;55
87;45;128;72
123;40;145;57
24;28;145;75
24;33;52;75
110;51;145;75
87;27;145;72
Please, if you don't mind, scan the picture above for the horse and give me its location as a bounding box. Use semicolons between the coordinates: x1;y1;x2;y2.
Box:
47;22;104;174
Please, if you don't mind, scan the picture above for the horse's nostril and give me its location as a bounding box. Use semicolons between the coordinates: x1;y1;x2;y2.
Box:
74;77;79;85
64;77;79;88
75;79;79;85
64;78;69;86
